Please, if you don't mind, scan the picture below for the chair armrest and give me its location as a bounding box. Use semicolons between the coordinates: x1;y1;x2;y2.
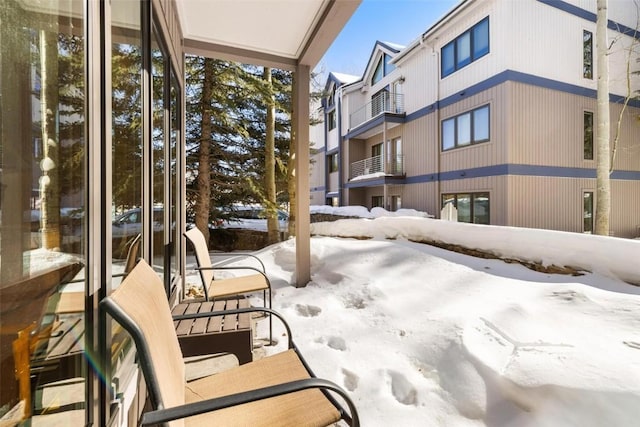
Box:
140;378;360;427
195;266;272;288
172;307;291;349
209;253;266;273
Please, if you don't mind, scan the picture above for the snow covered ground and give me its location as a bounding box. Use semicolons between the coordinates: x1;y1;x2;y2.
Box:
226;206;640;426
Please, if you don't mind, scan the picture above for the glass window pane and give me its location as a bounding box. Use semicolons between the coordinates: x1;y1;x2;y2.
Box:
473;18;489;59
1;0;86;420
441;42;455;76
584;192;594;233
384;53;396;74
456;32;471;68
473;106;490;141
457;194;472;222
442;119;456;150
583;30;593;79
151;32;167;285
473;193;490;224
584;111;593;160
457;113;471;146
372;57;383;85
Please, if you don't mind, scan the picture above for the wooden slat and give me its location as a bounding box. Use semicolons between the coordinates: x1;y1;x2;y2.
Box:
46;317;84;359
191;303;209;335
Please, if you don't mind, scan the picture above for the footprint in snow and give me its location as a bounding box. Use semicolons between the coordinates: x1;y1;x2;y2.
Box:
294;304;322;317
341;368;359;391
386;370;418;406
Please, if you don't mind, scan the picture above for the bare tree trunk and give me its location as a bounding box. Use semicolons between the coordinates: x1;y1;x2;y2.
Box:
287;127;297;237
39;30;61;249
263;67;279;244
195;58;214;243
595;0;611;236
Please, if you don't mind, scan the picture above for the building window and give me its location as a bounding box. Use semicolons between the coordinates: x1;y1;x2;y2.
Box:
583;30;593;79
371;57;384;85
441;105;490;151
328;110;336;130
372;196;384;208
384;53;396;74
328;152;339;173
442;193;490;224
583;191;594;233
584;111;594;160
441;17;489;78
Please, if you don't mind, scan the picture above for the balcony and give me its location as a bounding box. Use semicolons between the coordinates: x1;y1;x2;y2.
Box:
349;154;404;180
349;92;404;130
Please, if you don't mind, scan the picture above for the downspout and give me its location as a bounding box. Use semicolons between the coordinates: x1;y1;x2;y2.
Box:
336;85;344;206
323;97;329;205
423;36;442;217
383;120;387;209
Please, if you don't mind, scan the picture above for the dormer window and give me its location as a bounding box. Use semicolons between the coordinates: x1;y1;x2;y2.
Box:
371;57;383;85
327;85;336;106
371;53;395;86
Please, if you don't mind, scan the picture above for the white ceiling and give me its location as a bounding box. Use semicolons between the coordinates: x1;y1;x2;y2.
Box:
176;0;361;69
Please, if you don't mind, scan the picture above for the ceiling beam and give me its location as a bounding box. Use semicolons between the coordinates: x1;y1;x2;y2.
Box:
298;0;361;67
184;38;298;71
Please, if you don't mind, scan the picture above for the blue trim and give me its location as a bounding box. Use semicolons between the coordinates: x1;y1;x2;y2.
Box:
326;147;339;155
345;113;406;139
537;0;640;40
398;164;640;185
311;186;326;192
345;165;640;190
345;176;406;188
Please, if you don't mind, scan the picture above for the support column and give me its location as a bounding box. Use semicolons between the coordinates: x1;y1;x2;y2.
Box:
293;64;311;287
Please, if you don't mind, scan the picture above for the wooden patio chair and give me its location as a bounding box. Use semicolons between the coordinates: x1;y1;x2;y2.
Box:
100;259;359;427
184;227;272;342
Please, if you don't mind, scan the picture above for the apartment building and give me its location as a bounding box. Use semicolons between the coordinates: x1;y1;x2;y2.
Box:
316;0;640;238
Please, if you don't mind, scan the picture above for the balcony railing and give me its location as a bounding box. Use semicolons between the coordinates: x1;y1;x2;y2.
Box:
349;154;404;180
349;92;404;130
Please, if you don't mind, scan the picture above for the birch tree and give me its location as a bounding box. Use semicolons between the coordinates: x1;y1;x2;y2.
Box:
263;67;279;244
595;0;611;235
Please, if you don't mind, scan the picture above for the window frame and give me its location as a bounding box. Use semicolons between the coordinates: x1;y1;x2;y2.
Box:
583;191;594;233
583;110;594;160
583;29;593;80
328;152;339;173
441;104;491;151
327;110;336;130
441;192;490;224
441;17;490;78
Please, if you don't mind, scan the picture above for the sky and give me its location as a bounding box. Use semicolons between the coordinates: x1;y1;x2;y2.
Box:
315;0;460;79
206;206;640;426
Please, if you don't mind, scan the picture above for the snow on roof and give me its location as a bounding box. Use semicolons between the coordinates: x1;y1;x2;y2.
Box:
330;72;360;84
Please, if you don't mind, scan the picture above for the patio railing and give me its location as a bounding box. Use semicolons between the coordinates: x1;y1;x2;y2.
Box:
349;154;404;180
349;92;404;130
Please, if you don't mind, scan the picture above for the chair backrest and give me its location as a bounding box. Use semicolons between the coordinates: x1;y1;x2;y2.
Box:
101;259;186;427
123;233;142;275
184;227;214;294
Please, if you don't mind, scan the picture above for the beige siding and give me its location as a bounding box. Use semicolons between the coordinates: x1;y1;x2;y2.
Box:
399;182;439;217
440;83;509;171
403;115;438;176
611;180;640;238
328;172;339;192
508;82;640;171
507;176;589;232
506;176;640;238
